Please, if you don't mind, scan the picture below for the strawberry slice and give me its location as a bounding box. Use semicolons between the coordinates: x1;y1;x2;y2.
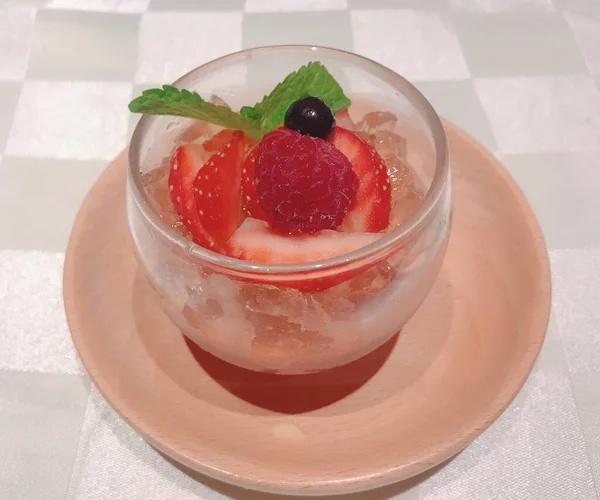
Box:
203;128;256;153
202;129;235;153
227;218;382;291
228;218;380;265
169;143;215;248
169;132;245;251
328;127;391;232
192;131;245;250
240;148;269;222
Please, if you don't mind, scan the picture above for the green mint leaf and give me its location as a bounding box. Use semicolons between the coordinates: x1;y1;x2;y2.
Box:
251;62;351;132
240;105;260;122
128;85;263;139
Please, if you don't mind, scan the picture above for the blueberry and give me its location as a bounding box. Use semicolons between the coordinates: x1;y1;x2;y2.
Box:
284;97;335;140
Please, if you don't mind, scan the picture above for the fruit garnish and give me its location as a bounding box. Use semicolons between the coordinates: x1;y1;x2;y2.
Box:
129;85;263;139
128;62;350;138
192;132;245;249
227;218;387;291
284;96;335;139
240;148;269;221
253;128;358;235
169;133;245;251
201;128;256;153
228;218;380;264
240;62;350;132
202;128;238;153
328;127;391;232
169;143;215;248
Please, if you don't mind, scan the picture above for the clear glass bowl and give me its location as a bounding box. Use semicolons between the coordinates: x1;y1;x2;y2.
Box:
127;46;451;374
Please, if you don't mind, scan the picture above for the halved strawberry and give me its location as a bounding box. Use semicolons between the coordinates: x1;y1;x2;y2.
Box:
203;128;256;153
192;131;245;250
227;218;382;291
240;148;268;222
169;143;215;248
328;127;391;232
228;218;380;264
169;132;245;251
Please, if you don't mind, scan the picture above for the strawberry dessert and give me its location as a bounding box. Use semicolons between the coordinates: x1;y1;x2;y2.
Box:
128;61;440;373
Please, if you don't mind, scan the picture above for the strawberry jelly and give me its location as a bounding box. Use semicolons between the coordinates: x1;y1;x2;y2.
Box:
139;97;440;373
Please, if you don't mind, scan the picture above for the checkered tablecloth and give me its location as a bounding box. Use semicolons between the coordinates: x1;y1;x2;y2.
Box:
1;0;599;498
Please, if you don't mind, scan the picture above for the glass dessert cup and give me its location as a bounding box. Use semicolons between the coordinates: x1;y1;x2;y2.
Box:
127;46;451;374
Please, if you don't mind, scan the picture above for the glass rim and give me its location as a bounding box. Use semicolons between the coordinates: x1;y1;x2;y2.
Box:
128;44;449;275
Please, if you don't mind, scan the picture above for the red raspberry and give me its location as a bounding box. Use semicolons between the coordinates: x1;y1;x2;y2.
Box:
254;128;359;234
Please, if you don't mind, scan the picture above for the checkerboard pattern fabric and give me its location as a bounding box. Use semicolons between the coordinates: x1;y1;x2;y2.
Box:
1;1;599;498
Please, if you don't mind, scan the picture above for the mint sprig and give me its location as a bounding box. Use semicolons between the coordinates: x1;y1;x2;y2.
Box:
128;85;263;139
128;62;351;138
244;61;351;132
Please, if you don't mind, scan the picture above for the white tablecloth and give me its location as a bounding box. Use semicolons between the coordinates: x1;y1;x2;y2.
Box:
1;0;599;498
